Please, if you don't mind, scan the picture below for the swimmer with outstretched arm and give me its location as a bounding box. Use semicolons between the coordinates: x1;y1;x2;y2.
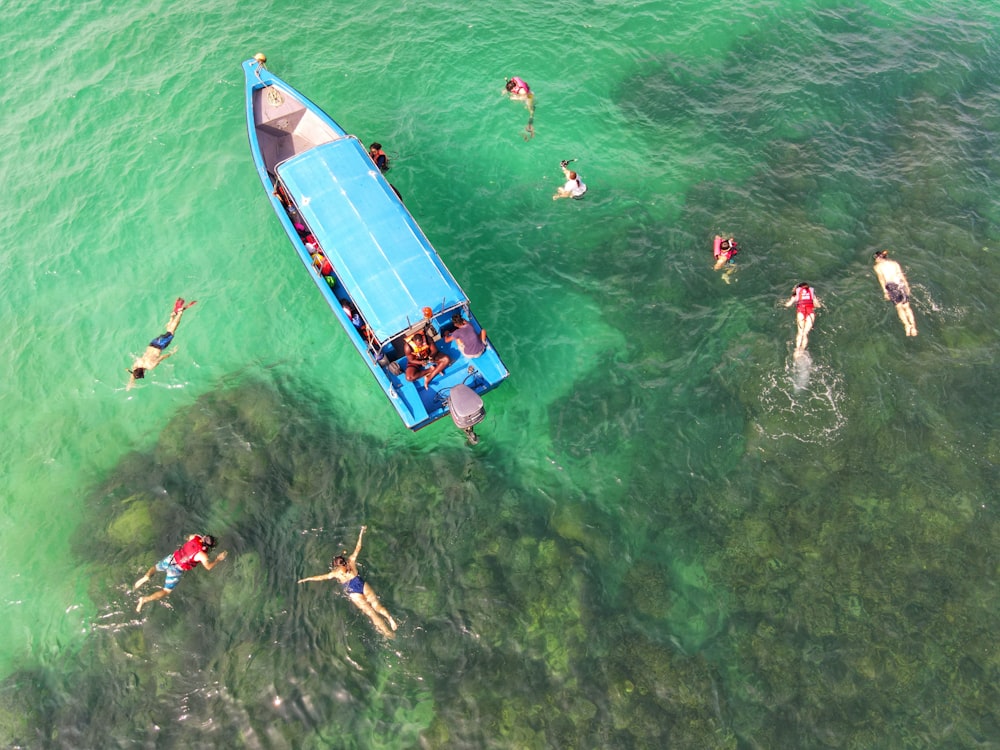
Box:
298;525;398;638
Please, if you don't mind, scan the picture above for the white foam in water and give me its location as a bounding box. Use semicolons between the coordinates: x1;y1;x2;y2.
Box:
753;352;846;444
791;349;812;392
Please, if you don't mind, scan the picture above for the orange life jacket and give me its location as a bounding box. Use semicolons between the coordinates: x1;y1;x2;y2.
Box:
406;334;430;360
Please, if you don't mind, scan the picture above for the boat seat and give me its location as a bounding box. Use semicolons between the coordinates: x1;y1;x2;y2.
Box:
384;337;406;363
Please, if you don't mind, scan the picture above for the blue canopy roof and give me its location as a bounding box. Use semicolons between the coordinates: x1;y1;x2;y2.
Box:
276;138;467;342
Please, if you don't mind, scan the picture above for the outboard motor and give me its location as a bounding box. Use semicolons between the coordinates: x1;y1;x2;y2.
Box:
448;383;485;445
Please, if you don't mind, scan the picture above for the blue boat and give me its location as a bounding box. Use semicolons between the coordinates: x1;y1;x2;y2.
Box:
242;55;508;440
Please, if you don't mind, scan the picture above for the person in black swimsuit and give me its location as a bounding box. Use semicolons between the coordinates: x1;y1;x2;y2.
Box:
873;250;918;336
298;525;397;638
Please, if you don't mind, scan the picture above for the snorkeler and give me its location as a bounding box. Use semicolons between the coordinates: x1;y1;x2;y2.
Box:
133;534;227;612
126;298;197;390
713;236;739;284
504;76;535;140
553;161;587;200
784;282;820;354
298;525;398;639
872;250;918;336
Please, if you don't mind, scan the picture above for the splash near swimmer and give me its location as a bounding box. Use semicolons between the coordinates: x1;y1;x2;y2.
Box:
791;349;812;392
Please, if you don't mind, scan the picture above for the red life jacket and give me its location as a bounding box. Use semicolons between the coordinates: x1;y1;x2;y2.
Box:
796;286;815;315
312;252;333;276
172;536;205;571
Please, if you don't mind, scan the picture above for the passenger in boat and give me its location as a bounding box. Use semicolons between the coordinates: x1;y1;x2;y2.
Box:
505;77;535;140
443;313;487;359
341;300;364;330
126;298;196;390
340;299;373;342
298;525;397;639
305;235;335;285
368;142;390;173
873;250;918;336
275;184;307;232
133;534;227;612
273;183;293;208
404;329;450;387
784;282;820;355
553;162;587;200
713;235;739;284
311;249;333;277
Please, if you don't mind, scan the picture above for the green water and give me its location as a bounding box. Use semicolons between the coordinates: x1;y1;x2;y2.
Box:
1;0;999;746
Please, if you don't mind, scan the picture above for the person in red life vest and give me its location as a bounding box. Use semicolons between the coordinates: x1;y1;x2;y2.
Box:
784;282;821;354
133;534;228;612
127;298;197;391
298;525;397;638
368;142;390;173
713;236;740;284
403;329;450;387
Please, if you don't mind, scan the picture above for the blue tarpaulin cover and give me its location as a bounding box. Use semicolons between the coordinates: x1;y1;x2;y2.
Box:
276;138;467;342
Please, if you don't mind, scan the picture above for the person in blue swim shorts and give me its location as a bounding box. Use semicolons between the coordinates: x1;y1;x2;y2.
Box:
133;533;228;612
127;297;197;390
298;525;398;638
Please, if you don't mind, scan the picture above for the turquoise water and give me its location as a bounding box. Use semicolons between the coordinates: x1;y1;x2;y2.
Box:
1;0;999;746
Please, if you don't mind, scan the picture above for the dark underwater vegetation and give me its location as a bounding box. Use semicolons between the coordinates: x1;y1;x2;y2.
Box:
2;319;998;749
0;379;738;749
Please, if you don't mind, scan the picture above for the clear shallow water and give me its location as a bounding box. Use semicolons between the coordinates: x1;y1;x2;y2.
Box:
1;0;999;747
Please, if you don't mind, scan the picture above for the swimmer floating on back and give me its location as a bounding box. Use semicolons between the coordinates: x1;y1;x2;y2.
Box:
298;525;397;639
504;76;535;140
